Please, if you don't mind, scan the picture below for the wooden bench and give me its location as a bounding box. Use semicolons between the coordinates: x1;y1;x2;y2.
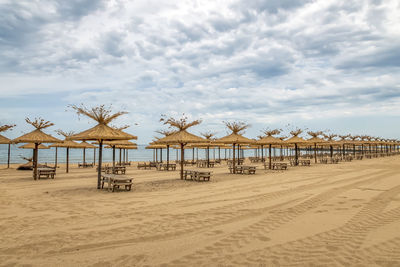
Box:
78;162;94;168
298;159;311;166
37;168;56;179
242;166;256;174
137;163;150;169
194;171;212;181
101;174;133;192
183;170;212;181
272;162;288;170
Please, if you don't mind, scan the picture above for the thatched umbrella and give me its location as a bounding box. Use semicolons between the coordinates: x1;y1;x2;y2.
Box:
214;122;253;174
155;115;204;179
12;118;62;179
323;134;339;158
49;130;85;173
105;142;137;164
285;129;307;166
200;132;216;167
104;139;137;167
68;105;137;189
0;124;15;168
156;130;177;166
257;129;283;169
80;141;97;166
306;131;328;163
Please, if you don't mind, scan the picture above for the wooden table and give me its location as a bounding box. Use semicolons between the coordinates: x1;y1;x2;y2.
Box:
37;167;56;179
298;159;311;166
272;162;288;170
101;174;133;192
105;166;126;174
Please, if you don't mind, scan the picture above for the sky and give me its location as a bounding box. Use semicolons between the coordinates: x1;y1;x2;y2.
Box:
1;0;400;143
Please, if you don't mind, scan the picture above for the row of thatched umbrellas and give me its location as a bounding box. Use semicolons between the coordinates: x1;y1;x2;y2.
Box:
1;106;399;187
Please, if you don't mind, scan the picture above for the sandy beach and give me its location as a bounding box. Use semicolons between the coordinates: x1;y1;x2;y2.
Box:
1;156;400;266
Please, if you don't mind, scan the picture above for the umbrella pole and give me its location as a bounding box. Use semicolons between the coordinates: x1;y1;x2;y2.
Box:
269;144;272;170
207;146;210;167
127;149;129;162
192;147;194;162
218;147;220;161
180;143;184;179
167;145;170;166
119;148;122;165
97;140;103;189
7;143;10;168
33;143;38;180
83;148;86;165
232;143;236;174
93;148;96;166
295;143;298;166
66;147;69;173
330;145;333;158
55;147;58;168
314;143;317;164
261;145;263;163
112;145;116;173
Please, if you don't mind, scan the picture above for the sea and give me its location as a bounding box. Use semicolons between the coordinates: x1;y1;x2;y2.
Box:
0;144;260;165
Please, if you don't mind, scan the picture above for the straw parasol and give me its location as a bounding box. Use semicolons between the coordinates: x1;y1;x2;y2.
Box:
200;132;216;167
155;129;176;166
68;105;137;189
322;134;339;158
284;129;307;166
80;141;97;166
50;130;85;173
306;131;328;163
12;118;62;179
155;115;204;179
257;129;283;169
0;124;15;168
104;139;137;167
214;121;253;174
19;143;49;149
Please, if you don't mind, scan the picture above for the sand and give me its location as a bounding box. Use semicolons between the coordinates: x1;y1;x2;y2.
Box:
1;156;400;266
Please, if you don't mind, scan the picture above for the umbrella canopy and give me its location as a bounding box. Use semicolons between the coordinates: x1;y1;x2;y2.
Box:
285;135;308;144
13;129;62;144
19;143;49;149
80;141;97;148
155;130;205;145
214;133;254;145
0;134;10;144
68;124;137;141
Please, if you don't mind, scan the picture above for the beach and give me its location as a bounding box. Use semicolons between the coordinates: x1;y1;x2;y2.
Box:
1;156;400;266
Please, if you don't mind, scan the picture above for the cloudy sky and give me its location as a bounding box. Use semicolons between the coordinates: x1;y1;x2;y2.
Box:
1;0;399;142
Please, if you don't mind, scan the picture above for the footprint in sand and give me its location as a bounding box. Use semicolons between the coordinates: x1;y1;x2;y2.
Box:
257;236;270;242
315;210;328;213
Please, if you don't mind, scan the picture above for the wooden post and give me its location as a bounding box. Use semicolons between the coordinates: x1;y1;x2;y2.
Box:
7;143;11;168
232;143;236;174
180;143;184;179
269;144;272;170
295;143;298;166
55;147;58;168
119;148;122;165
112;145;115;172
66;147;69;173
97;140;103;189
167;145;170;166
83;147;86;165
314;143;317;164
93;148;96;166
33;143;38;180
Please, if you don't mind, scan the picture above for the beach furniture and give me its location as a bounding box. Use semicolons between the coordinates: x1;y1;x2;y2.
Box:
101;174;133;192
78;162;94;168
183;170;212;181
37;167;56;179
270;162;288;170
229;165;256;174
298;159;311;166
